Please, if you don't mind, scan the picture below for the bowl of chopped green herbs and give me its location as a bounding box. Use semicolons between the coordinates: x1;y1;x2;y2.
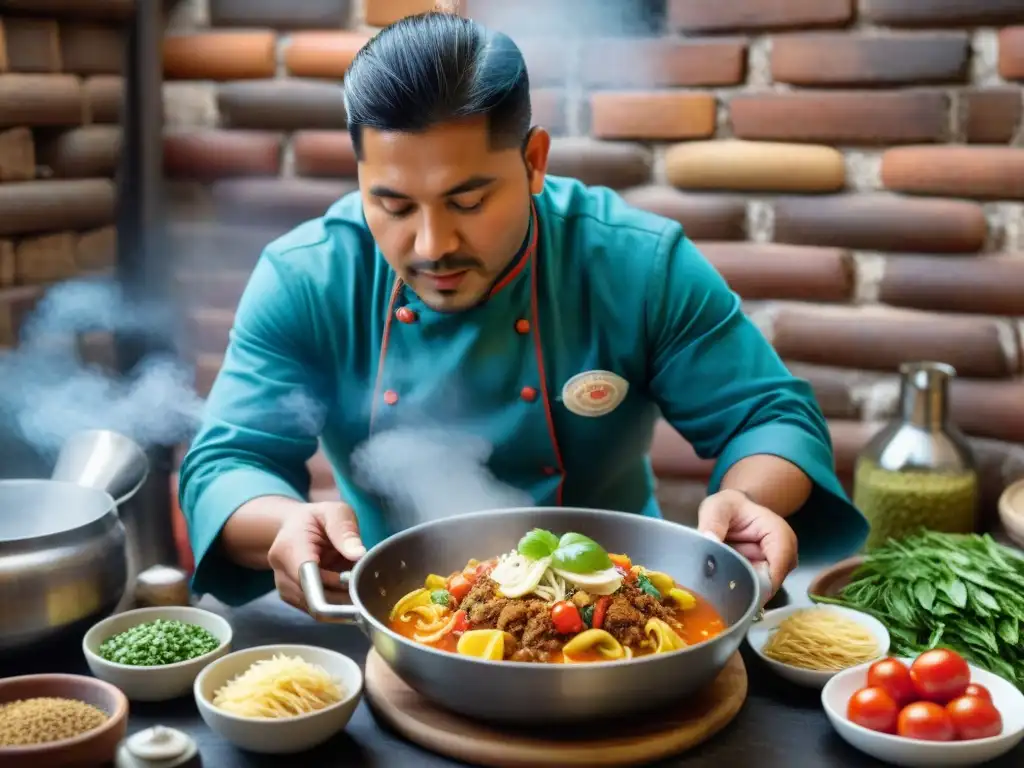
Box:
82;606;232;701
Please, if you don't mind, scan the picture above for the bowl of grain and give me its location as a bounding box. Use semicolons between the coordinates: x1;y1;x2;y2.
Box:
0;673;128;768
83;605;232;702
194;644;363;754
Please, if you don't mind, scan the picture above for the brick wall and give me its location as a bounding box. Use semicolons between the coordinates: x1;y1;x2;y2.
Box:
162;0;1024;527
0;0;128;348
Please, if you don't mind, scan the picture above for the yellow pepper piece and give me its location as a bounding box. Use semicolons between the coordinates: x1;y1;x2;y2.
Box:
562;629;625;660
669;587;697;610
389;588;432;622
456;629;507;660
641;569;675;595
424;574;447;590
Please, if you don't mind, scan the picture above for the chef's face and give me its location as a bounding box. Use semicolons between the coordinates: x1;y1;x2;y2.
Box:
358;116;550;312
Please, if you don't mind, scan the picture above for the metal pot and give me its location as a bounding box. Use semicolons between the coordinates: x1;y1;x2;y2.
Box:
300;506;771;725
0;430;149;652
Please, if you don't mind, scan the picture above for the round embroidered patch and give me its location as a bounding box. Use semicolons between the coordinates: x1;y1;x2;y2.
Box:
561;370;629;417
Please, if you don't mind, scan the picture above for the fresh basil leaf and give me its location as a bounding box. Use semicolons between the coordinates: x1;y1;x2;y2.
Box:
636;572;662;600
518;529;559;560
430;589;451;607
997;618;1020;647
551;541;612;574
942;579;968;609
581;604;594;628
913;580;936;612
968;583;1001;614
558;532;600;548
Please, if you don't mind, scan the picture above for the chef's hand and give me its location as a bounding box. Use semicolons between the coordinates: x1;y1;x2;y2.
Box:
697;489;798;599
266;501;366;611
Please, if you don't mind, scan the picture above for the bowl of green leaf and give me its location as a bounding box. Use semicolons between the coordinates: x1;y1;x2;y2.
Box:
808;532;1024;693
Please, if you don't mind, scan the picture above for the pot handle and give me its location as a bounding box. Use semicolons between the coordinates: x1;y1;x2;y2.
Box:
299;561;361;625
753;562;773;622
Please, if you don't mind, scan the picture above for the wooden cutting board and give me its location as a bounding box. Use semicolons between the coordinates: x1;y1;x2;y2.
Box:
364;649;748;767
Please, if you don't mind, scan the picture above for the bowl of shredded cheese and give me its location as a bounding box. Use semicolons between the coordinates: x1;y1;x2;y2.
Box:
746;604;890;689
193;644;363;754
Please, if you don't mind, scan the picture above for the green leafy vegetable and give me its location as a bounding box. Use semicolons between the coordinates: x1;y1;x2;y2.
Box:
636;572;661;600
518;528;560;560
812;531;1024;691
430;589;451;607
581;604;595;628
517;529;613;573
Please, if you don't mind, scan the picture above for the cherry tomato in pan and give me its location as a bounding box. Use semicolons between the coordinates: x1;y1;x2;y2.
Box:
447;574;473;601
551;601;585;635
847;687;899;734
897;701;956;742
909;649;971;704
451;609;469;634
946;695;1003;740
964;683;993;703
867;658;917;707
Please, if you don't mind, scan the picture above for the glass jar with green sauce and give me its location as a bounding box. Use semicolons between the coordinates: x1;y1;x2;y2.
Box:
853;362;979;551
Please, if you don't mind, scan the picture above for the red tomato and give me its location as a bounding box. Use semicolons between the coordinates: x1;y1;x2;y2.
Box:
846;687;899;734
897;701;956;742
946;696;1003;740
867;658;917;706
592;596;611;630
964;683;992;702
447;574;473;601
910;649;971;704
451;610;469;634
473;560;496;579
550;601;584;634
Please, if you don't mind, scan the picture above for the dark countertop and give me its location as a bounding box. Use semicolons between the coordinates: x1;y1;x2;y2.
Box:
3;566;1022;767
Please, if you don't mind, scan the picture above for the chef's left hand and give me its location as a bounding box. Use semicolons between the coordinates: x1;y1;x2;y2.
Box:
697;488;798;598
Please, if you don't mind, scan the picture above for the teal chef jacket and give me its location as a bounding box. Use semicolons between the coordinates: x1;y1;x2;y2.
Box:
179;175;869;606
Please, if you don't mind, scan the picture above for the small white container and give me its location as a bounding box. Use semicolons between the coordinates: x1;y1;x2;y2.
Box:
193;644;363;755
822;657;1024;767
746;604;890;689
83;605;233;702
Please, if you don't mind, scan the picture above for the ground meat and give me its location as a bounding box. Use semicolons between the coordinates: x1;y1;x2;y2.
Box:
459;578;507;627
602;582;675;648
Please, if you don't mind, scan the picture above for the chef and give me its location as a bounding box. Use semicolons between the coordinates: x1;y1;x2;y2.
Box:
179;11;868;612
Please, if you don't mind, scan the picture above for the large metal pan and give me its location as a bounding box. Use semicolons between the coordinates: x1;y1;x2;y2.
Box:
300;506;772;725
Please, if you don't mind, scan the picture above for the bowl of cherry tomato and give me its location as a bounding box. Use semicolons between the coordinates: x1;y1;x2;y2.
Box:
822;649;1024;767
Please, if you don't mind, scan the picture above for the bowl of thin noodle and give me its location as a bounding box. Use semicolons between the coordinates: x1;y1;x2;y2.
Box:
193;644;363;754
746;604;890;689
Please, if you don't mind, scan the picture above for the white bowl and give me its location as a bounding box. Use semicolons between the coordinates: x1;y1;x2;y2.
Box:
747;604;890;689
194;644;363;755
83;605;232;702
822;657;1024;767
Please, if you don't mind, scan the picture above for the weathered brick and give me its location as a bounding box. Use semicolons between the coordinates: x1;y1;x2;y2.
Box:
773;195;987;253
950;380;1024;445
665;140;845;192
879;254;1024;316
292;131;357;178
194;353;222;398
547;138;652;189
514;39;571;86
882;147;1024;200
164;130;282;181
60;23;123;74
771;32;969;86
668;0;852;32
188;308;234;356
730;91;949;145
218;80;346;130
620;186;746;240
164;83;218;129
209;0;351;29
860;0;1024;27
168;221;289;271
773;306;1013;378
650;419;712;479
364;0;433;27
36;126;121;178
531;89;566;135
0;285;42;347
695;242;853;302
999;27;1024;81
962;89;1023;143
176;270;249;311
83;75;121;123
0;240;13;285
284;32;369;78
0;74;84;126
0;18;60;72
784;362;860;419
0;0;133;20
14;231;77;284
76;226;116;271
581;38;746;88
212;179;358;226
0;179;115;237
0;127;34;181
590;92;716;141
830;420;884;477
465;0;665;36
164;32;277;81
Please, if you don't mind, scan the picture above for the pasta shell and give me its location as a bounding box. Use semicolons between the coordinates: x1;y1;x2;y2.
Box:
389;588;432;622
640;569;675;595
414;612;460;644
562;629;625;660
644;618;687;653
668;587;697;610
456;629;508;660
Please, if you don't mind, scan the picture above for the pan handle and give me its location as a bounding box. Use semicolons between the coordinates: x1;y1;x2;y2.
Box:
752;562;773;622
299;561;361;625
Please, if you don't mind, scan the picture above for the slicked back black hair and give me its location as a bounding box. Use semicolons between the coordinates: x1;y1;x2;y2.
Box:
343;12;532;158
